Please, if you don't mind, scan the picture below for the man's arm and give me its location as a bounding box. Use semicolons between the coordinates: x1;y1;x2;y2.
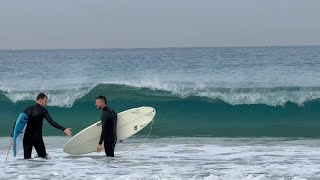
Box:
99;111;108;145
97;111;108;152
112;111;117;139
43;109;66;131
43;109;72;136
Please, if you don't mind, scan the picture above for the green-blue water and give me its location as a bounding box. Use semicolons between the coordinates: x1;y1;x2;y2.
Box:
1;47;320;137
1;84;320;137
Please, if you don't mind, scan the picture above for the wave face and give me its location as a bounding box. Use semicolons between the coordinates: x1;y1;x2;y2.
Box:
1;84;320;137
1;47;320;137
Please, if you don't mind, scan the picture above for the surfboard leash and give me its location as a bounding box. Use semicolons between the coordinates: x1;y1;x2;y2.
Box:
5;139;13;163
117;116;154;155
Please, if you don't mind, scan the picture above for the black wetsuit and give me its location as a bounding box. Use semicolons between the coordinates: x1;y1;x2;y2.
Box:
98;106;117;157
18;103;65;159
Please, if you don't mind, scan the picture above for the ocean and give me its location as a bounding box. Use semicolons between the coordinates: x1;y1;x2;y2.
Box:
1;46;320;179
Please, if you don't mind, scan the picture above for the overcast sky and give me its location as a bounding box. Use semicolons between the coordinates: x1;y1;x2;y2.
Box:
0;0;319;49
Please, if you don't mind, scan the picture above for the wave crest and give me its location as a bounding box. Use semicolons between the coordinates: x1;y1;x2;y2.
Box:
1;81;320;107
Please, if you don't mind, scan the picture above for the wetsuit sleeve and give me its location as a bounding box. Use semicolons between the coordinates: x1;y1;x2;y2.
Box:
43;109;66;131
112;112;117;139
99;111;108;145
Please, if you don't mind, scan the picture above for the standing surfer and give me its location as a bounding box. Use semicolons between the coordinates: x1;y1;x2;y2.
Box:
11;93;72;159
95;95;117;157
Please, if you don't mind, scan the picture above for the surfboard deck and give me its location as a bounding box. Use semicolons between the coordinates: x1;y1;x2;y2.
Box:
63;106;156;155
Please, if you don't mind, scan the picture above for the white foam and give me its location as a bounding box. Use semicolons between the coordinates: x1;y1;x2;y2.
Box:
1;86;94;108
2;79;320;107
102;80;320;106
1;137;320;179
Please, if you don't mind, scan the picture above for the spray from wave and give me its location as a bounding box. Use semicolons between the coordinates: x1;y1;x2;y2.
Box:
1;81;320;108
0;86;95;108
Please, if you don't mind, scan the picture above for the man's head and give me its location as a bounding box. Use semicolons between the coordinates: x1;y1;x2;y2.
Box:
95;95;107;110
36;93;48;107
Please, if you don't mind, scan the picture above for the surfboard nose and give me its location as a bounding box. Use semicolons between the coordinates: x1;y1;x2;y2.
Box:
140;106;156;115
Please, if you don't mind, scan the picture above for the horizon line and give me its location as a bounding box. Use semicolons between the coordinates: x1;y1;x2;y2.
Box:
1;44;320;51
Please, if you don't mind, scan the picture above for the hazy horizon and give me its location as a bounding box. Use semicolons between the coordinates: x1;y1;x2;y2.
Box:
1;45;320;51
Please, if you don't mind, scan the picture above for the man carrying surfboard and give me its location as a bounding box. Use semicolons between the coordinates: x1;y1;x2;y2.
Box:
95;95;117;157
11;93;72;159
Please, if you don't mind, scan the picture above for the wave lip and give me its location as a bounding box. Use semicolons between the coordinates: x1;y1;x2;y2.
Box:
100;81;320;106
196;87;320;106
1;81;320;107
1;86;94;108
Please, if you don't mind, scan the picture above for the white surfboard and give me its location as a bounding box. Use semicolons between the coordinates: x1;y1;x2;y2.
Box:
63;106;156;155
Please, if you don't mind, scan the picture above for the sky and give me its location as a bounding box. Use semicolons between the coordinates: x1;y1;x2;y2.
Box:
0;0;319;49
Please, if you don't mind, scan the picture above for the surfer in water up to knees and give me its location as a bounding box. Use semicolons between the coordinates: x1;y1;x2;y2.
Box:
95;95;118;157
11;93;72;159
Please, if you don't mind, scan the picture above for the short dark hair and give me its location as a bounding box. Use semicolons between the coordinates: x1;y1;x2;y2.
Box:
96;95;107;105
37;93;48;100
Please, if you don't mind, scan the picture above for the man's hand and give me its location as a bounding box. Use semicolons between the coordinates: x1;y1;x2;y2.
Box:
64;128;72;136
97;144;103;153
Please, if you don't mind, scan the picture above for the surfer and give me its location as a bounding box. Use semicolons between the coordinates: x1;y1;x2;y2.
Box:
95;95;117;157
11;93;72;159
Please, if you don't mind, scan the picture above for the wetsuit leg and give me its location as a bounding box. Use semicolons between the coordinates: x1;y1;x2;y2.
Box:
104;137;116;157
23;136;33;159
33;137;47;158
